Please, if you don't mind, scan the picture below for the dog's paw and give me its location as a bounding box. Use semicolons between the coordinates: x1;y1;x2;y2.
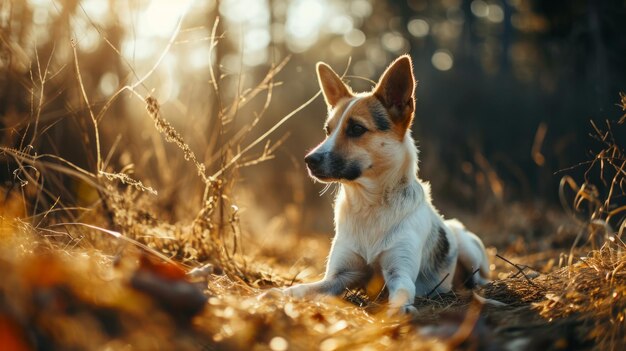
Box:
257;287;284;301
258;285;311;300
387;304;418;317
282;285;309;299
401;304;418;315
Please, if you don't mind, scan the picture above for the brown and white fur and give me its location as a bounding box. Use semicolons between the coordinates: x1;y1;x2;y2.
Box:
284;55;489;314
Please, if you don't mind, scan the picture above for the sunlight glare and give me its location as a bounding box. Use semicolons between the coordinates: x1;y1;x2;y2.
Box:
80;0;109;23
138;0;193;37
220;0;269;25
286;0;327;52
220;0;270;66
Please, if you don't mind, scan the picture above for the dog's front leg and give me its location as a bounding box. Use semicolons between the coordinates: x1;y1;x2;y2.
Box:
284;244;366;298
380;247;420;315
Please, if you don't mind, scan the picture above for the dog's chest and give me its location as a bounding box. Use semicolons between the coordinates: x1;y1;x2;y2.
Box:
337;211;399;264
336;197;435;265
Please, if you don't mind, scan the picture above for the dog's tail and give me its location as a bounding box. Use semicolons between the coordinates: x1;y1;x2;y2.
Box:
445;219;490;287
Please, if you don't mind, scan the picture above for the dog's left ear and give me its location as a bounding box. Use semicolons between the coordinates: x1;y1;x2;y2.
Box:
374;55;416;132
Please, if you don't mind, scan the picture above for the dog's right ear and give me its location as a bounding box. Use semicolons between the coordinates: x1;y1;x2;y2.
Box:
374;55;415;133
316;62;352;108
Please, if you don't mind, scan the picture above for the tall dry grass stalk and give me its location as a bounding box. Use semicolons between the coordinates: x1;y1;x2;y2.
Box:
0;7;319;284
558;96;626;255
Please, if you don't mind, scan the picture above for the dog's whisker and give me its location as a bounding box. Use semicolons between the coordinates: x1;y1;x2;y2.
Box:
319;183;331;196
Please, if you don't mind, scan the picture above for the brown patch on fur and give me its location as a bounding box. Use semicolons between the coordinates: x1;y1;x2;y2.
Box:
326;97;381;136
320;97;390;177
318;94;406;180
324;98;353;133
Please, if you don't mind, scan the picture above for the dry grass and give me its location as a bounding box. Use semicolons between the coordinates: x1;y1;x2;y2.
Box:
1;4;626;350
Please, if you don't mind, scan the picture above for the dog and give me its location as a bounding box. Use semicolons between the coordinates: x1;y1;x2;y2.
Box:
283;55;490;314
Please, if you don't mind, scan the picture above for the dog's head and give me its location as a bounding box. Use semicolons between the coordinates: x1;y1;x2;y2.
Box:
305;55;416;183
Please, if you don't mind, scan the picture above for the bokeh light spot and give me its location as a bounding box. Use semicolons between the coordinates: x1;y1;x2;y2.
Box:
285;0;326;52
244;29;271;52
329;15;354;34
432;50;454;71
487;4;504;23
470;0;488;18
407;19;429;38
351;0;373;18
344;29;366;47
99;72;119;96
382;32;407;53
269;336;288;351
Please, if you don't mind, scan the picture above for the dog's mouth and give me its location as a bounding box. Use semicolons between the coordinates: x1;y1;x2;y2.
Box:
306;166;336;183
306;164;362;183
305;151;362;182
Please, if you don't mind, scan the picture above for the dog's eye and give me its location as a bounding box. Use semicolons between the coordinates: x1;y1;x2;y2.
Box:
323;125;331;136
346;123;367;137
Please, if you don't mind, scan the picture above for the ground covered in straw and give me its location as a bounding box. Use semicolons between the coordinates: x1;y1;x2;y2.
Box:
1;213;624;351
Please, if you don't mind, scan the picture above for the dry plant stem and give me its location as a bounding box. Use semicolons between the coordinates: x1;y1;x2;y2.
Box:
462;269;481;287
25;43;56;148
99;171;157;196
50;222;181;266
221;56;290;125
204;17;224;173
72;42;102;174
1;148;99;187
78;3;143;89
207;17;221;100
1;149;94;212
211;90;322;179
71;42;117;236
426;273;450;298
94;10;188;123
144;95;209;184
130;8;187;93
495;254;538;287
202;55;288;170
212;57;352;178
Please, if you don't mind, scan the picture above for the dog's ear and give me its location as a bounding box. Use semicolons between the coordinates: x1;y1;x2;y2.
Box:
317;62;352;108
374;55;416;132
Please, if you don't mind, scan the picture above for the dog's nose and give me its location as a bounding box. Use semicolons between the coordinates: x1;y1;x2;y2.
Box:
304;153;322;169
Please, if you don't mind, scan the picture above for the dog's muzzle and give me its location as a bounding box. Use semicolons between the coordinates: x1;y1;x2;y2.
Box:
304;151;361;181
